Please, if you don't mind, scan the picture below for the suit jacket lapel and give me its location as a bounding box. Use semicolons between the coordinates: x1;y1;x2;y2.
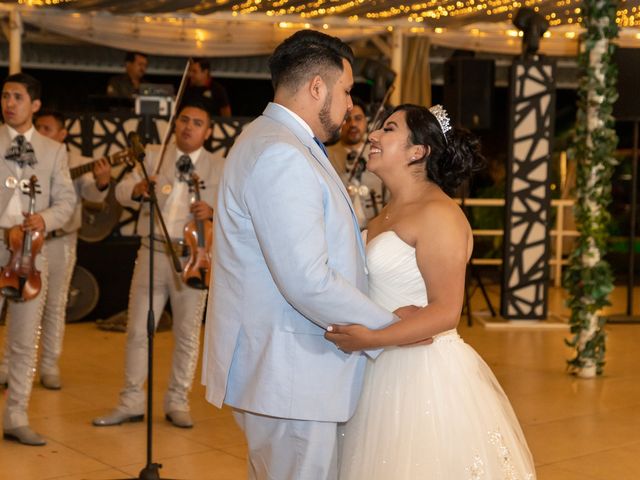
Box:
22;132;49;213
195;149;211;180
262;103;366;260
194;150;213;202
29;130;48;174
0;126;18;176
153;143;178;210
0;126;22;215
262;104;355;213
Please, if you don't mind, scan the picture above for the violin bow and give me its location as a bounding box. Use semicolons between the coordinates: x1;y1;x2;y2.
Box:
140;59;193;274
348;84;396;183
153;58;192;175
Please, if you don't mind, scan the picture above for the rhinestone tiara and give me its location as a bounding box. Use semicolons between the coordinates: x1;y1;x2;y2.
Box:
428;104;452;137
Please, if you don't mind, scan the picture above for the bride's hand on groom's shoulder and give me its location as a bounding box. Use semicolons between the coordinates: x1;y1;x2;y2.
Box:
324;324;377;352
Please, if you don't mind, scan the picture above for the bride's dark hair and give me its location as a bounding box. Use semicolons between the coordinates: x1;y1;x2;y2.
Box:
392;104;485;195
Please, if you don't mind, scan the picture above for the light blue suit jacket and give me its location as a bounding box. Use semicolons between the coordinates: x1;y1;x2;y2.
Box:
202;103;394;422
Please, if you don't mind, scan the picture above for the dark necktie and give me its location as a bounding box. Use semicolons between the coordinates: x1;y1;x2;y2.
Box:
176;154;194;182
313;137;328;158
5;134;37;168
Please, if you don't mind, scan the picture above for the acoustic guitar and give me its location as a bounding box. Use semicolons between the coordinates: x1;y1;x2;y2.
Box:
70;148;135;180
75;148;136;243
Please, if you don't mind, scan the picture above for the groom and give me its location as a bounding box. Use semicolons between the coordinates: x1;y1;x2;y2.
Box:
202;31;405;479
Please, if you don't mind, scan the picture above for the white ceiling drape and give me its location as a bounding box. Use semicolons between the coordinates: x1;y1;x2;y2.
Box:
1;4;638;58
8;7;388;57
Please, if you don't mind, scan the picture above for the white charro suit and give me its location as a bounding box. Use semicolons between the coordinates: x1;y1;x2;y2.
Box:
0;152;109;382
0;125;76;429
38;152;109;378
114;142;224;416
202;103;394;479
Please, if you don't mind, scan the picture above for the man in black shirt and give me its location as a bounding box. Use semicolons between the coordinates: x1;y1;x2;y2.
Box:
184;58;231;117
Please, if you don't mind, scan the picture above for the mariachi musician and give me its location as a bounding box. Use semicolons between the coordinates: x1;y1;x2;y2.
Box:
0;74;76;446
93;98;224;429
0;111;112;392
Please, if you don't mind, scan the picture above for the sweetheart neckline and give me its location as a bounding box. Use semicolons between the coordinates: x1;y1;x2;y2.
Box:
366;230;415;251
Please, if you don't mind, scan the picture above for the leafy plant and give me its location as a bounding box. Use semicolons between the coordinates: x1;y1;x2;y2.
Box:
564;0;619;377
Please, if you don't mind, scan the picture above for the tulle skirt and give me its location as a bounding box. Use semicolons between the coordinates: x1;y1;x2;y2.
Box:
339;331;536;479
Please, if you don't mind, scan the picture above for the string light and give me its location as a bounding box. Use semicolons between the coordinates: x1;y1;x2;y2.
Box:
18;0;75;4
223;0;640;28
15;0;640;37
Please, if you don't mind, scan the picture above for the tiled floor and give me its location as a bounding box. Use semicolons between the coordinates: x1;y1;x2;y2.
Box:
1;285;639;479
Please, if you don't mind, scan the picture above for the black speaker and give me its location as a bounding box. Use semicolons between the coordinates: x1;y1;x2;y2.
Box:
614;48;640;121
76;236;141;321
443;58;494;130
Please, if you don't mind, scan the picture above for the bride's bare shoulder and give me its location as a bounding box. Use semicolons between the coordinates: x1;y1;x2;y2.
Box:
422;196;468;226
415;197;471;250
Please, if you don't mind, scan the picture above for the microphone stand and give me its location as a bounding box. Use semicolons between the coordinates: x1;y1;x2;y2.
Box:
125;134;182;480
348;85;395;185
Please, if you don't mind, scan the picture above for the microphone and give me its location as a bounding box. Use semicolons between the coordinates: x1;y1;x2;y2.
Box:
127;131;146;160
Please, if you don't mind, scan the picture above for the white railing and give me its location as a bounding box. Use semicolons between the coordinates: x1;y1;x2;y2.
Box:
457;198;578;287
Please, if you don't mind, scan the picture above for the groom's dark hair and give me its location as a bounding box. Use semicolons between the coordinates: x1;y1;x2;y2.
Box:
269;30;354;93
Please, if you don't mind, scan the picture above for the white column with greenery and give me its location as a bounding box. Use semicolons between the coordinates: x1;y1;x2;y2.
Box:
565;0;619;378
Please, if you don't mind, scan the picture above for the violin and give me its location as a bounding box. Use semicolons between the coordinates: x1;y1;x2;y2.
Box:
182;173;212;289
0;175;43;302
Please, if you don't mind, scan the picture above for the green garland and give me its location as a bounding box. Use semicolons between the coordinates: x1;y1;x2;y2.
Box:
564;0;619;377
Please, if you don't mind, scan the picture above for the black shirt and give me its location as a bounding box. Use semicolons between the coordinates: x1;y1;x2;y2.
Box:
183;79;230;117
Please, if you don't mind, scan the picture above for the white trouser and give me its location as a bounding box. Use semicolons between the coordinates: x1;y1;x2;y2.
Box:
233;410;339;480
0;233;76;378
118;244;207;415
0;241;49;429
39;232;76;376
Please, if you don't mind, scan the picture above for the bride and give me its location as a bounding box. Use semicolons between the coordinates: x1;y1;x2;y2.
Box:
325;104;535;479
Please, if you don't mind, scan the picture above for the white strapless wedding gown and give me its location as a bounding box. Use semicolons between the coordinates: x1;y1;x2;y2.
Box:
340;231;536;479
